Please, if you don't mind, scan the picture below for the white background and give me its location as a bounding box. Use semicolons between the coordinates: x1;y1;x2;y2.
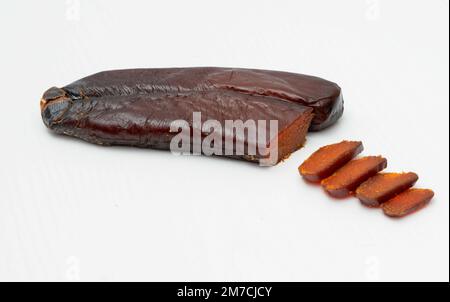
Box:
0;0;448;282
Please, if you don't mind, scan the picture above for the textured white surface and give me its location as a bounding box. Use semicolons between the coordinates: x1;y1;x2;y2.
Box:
0;0;448;281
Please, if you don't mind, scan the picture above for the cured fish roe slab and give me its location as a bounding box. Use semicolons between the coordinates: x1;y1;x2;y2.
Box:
298;140;363;182
40;87;314;165
321;156;388;198
382;189;434;218
58;67;343;131
356;172;418;207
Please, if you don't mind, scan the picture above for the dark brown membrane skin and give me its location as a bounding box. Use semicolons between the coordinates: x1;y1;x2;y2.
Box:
41;88;314;164
61;67;343;131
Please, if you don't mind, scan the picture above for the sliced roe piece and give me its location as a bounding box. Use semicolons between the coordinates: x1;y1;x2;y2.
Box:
382;188;434;217
321;156;387;198
356;172;418;207
298;140;363;182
